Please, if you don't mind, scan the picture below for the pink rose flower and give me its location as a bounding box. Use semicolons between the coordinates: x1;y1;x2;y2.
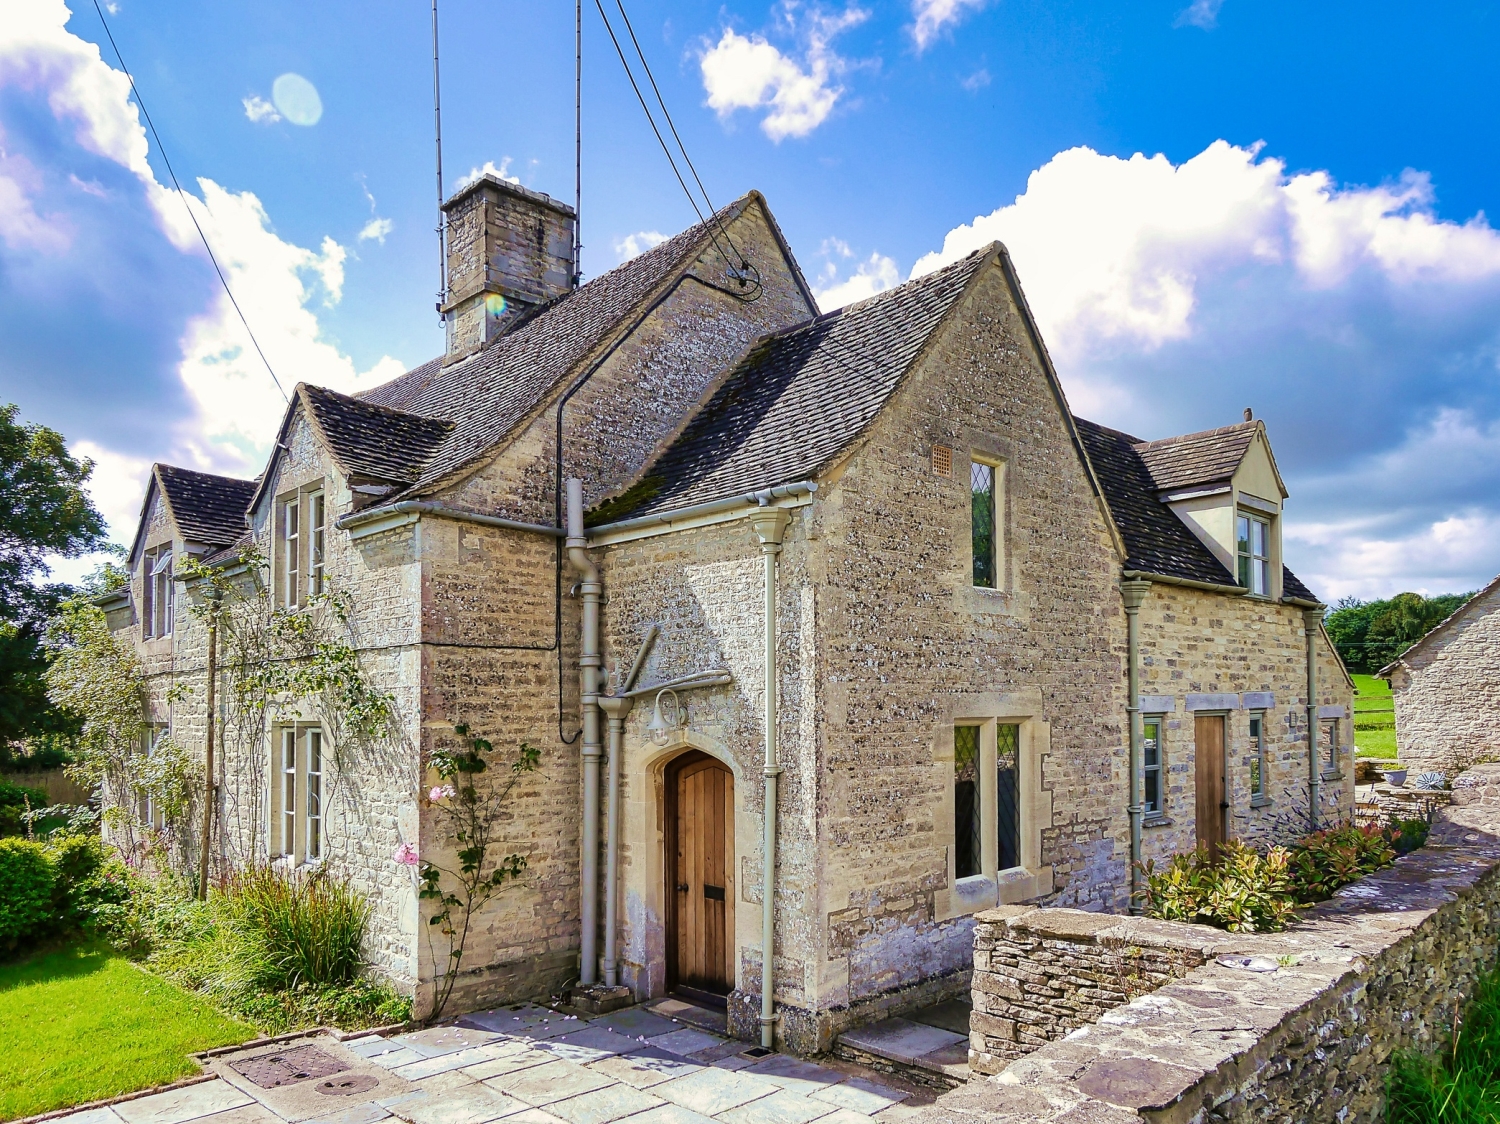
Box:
394;842;420;866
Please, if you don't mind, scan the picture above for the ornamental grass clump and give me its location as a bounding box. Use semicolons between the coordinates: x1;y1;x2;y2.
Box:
220;866;371;989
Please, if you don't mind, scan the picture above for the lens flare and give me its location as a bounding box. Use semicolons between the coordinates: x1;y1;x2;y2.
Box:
272;73;322;126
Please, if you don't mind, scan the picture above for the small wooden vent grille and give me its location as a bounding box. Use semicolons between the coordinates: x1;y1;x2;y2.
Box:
931;444;953;476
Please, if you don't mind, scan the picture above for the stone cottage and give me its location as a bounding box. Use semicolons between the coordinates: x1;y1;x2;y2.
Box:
104;175;1353;1053
1380;572;1500;774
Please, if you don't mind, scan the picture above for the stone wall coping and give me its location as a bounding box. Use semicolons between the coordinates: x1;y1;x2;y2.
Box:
975;905;1227;955
936;768;1500;1122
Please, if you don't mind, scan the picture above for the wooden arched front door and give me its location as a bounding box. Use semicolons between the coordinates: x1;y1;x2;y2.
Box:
665;752;735;1001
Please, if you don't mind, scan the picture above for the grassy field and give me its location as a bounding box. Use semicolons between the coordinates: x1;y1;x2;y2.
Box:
1352;673;1398;760
0;944;252;1121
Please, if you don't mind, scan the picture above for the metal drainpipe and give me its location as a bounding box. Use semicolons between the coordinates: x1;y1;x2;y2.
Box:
1120;579;1151;913
1304;608;1322;832
566;478;604;986
597;695;632;988
750;507;791;1050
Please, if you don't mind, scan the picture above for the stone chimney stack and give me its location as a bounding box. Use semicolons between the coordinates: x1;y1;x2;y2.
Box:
441;174;577;362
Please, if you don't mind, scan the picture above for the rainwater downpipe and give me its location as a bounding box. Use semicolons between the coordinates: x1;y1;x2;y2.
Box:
751;507;791;1050
1120;579;1151;914
1304;608;1322;832
597;626;657;989
566;479;604;986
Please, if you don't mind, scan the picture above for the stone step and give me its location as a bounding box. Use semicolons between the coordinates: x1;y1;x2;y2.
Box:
833;1017;969;1090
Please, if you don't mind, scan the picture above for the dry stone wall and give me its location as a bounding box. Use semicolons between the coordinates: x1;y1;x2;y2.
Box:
929;763;1500;1123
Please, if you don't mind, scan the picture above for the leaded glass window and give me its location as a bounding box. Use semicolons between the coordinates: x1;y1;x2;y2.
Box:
954;725;982;878
971;462;995;588
1249;713;1266;798
997;723;1020;871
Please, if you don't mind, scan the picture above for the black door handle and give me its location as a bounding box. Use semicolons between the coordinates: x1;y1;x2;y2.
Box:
676;883;689;892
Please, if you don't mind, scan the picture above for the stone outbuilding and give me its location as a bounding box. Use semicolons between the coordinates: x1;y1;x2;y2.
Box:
105;177;1353;1054
1380;572;1500;775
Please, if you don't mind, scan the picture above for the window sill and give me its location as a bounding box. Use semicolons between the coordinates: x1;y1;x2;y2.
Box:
1322;771;1344;782
1250;795;1274;808
1143;815;1173;829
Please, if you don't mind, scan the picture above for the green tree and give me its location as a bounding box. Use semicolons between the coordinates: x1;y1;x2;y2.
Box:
0;406;109;767
1324;591;1473;673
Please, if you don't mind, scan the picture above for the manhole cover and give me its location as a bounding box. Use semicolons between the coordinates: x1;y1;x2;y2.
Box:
230;1044;351;1089
316;1074;379;1097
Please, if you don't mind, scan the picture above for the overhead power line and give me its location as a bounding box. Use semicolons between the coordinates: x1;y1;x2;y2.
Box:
90;0;290;403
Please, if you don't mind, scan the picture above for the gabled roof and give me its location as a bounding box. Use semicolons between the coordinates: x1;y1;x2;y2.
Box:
1133;420;1261;494
355;192;814;499
596;247;991;521
300;385;453;484
1076;417;1320;604
1378;570;1500;677
1076;419;1236;587
129;464;255;565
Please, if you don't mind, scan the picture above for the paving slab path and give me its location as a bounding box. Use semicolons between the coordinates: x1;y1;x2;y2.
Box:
41;1005;922;1124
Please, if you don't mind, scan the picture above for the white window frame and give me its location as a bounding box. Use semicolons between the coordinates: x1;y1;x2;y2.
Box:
142;546;174;638
272;725;326;864
1237;512;1271;597
280;497;301;609
308;491;326;597
140;725;168;828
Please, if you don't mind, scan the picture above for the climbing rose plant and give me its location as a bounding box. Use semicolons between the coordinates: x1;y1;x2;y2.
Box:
418;724;539;1021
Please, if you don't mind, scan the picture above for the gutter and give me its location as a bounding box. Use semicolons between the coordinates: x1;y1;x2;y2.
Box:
1122;569;1247;597
335;500;564;540
586;482;817;546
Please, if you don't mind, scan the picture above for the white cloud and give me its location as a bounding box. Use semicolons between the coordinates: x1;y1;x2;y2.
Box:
242;95;281;124
0;146;69;251
456;157;520;190
358;216;393;244
1175;0;1225;29
913;139;1500;596
961;67;991;92
699;7;867;141
911;0;985;51
0;0;402;495
614;230;667;261
813;239;898;309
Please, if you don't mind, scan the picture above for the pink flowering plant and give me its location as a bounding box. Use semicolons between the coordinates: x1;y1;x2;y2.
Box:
418;723;540;1020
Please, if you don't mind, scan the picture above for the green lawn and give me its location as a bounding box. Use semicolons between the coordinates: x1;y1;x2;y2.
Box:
1352;673;1398;760
0;944;253;1121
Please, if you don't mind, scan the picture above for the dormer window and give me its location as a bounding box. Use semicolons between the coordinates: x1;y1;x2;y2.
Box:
142;546;173;638
1237;513;1271;596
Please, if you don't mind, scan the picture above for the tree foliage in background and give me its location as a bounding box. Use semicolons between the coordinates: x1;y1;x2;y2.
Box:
1325;591;1473;674
0;404;109;769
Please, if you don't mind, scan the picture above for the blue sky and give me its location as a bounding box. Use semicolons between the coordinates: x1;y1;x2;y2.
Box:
3;0;1500;600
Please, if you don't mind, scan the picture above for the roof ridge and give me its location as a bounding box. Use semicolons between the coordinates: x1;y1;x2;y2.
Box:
1132;419;1259;450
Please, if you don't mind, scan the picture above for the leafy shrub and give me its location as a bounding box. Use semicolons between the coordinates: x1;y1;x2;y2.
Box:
1388;815;1431;856
0;838;56;950
0;781;49;837
1387;960;1500;1122
48;832;132;933
228;978;412;1035
1288;824;1396;903
1140;842;1299;932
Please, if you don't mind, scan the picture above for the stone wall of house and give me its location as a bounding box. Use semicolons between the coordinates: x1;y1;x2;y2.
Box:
930;763;1500;1123
969;908;1217;1073
786;255;1128;1054
1389;579;1500;774
115;411;425;992
1133;583;1355;861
